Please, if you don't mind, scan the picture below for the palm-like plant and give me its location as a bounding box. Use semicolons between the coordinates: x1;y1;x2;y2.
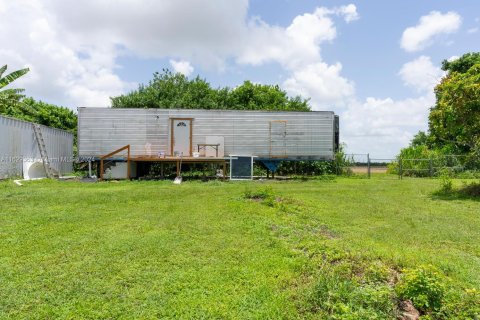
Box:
0;64;30;89
0;65;30;113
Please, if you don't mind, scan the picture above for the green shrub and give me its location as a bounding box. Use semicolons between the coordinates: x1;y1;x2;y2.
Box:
439;170;453;193
395;265;446;313
386;161;398;174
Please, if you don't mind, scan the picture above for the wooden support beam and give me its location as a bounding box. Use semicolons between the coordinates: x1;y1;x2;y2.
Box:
100;144;130;160
223;161;227;180
127;145;131;179
99;145;130;181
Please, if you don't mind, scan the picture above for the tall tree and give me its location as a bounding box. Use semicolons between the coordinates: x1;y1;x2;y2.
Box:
111;69;310;111
429;53;480;154
441;52;480;74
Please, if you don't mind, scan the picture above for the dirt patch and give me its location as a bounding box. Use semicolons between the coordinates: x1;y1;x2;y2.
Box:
397;300;420;320
308;224;338;239
350;166;388;174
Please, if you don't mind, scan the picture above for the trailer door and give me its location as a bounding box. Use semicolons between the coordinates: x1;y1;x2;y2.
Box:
171;118;192;156
269;120;287;158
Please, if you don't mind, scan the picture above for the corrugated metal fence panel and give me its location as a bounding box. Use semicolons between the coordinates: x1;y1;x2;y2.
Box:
0;115;74;178
42;125;74;174
0;116;25;178
78;108;335;160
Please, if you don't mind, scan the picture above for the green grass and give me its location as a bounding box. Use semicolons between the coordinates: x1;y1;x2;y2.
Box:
0;177;479;318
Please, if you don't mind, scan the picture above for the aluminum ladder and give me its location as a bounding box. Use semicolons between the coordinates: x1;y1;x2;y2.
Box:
32;124;56;178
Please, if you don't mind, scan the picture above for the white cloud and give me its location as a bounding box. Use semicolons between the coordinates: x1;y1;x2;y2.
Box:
48;0;249;70
238;5;357;108
238;4;358;69
0;0;131;108
341;94;435;158
283;62;354;108
398;56;444;93
4;0;356;108
169;60;194;77
238;9;337;68
1;0;359;109
337;4;359;23
401;11;462;52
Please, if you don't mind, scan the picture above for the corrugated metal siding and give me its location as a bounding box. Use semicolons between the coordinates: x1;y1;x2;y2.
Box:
0;115;74;179
78;108;336;160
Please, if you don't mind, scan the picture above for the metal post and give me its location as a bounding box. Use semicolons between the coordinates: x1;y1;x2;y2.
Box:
399;158;403;180
223;161;227;181
336;156;340;175
429;159;433;177
100;159;104;180
367;153;371;179
127;145;131;180
88;161;92;178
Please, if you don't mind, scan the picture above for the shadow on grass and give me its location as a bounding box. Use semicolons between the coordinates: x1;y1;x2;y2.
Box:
431;182;480;202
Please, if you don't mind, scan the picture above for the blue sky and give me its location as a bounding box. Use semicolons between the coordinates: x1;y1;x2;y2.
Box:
1;0;479;157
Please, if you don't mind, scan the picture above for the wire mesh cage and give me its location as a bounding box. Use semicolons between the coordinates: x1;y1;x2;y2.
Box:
230;156;254;180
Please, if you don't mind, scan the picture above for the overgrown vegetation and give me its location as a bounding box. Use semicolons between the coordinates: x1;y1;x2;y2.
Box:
396;265;446;314
1;97;77;133
393;52;480;176
1;178;478;318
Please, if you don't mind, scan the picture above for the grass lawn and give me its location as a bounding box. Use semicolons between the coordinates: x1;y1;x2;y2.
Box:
0;177;479;318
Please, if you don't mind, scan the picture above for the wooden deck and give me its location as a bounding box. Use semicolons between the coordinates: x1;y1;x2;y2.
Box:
130;155;226;163
99;145;228;180
131;156;227;178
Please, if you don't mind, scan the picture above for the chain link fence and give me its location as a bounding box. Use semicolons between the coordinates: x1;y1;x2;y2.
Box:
338;154;480;179
396;155;480;178
337;154;398;179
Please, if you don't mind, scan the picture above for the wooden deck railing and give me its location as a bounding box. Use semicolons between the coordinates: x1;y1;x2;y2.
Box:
99;145;130;180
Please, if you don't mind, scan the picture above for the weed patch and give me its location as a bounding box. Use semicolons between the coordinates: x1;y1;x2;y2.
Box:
244;186;276;205
305;269;396;319
395;265;446;314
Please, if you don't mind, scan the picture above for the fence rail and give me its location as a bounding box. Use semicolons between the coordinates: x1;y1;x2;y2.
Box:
339;154;480;179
